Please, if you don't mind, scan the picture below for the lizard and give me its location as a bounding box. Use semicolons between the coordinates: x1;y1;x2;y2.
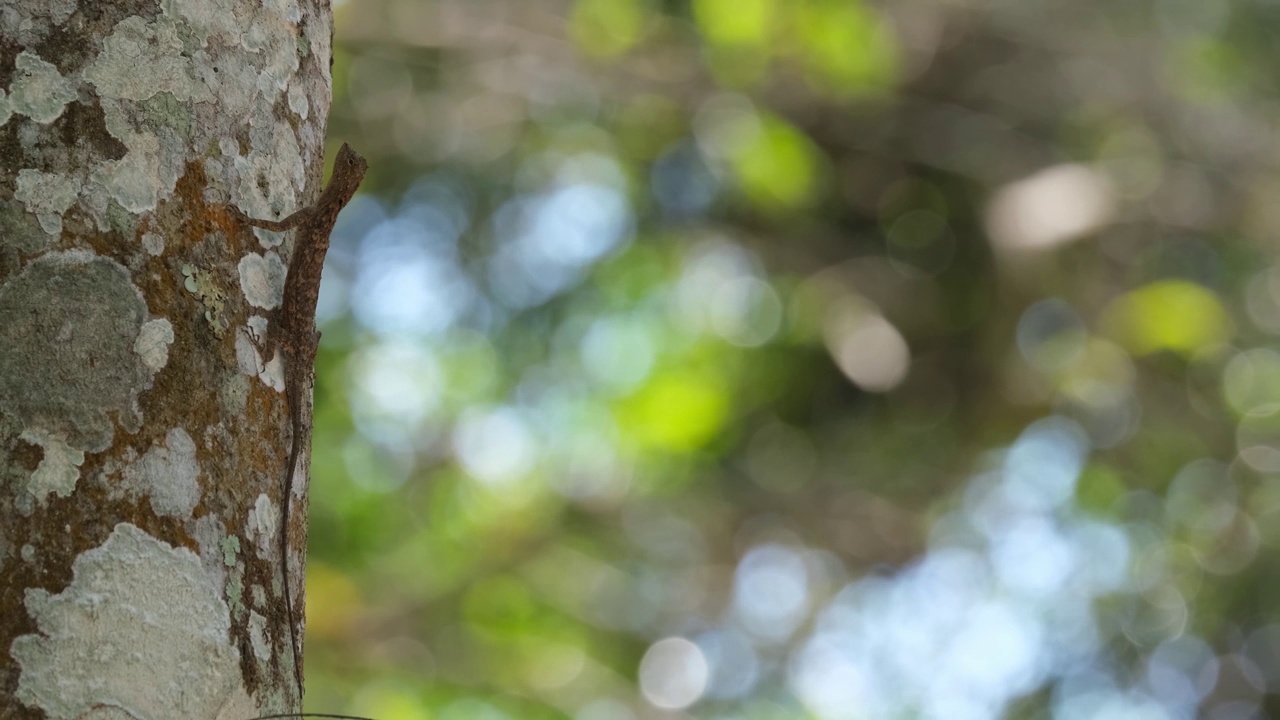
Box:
231;142;368;699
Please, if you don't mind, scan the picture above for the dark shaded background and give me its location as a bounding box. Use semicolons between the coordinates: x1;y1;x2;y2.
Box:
305;1;1280;718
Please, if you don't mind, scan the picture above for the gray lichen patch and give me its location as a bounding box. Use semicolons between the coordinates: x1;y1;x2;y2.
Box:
246;493;278;561
168;0;256;49
238;251;285;309
138;91;194;141
248;610;271;663
189;512;229;593
10;523;249;720
0;197;55;270
0;201;52;284
287;84;309;120
220;372;250;417
0;0;78;49
90;117;175;214
134;318;175;373
0;252;152;454
232;126;306;224
141;232;165;256
18;428;84;504
117;427;200;518
81;16;215;104
14;170;82;236
9;51;78;124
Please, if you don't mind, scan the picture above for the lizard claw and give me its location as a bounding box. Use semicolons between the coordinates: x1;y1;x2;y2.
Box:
257;345;286;392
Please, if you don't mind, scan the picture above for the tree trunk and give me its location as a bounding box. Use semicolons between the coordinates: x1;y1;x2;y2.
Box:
0;1;336;717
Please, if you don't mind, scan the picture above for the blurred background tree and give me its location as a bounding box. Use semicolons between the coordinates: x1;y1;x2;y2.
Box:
306;1;1280;718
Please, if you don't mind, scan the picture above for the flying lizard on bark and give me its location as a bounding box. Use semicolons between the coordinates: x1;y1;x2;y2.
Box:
231;143;368;697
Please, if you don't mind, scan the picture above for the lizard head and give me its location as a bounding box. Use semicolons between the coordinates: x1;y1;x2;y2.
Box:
325;143;369;203
335;143;369;178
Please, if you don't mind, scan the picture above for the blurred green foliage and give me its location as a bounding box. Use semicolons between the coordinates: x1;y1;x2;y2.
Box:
305;0;1280;718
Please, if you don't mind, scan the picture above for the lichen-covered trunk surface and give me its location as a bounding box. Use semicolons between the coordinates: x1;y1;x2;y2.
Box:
0;1;334;717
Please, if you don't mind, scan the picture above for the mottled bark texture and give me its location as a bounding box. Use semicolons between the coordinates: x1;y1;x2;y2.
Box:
0;1;335;717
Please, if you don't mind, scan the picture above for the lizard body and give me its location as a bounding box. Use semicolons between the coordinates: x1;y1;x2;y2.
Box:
233;143;368;698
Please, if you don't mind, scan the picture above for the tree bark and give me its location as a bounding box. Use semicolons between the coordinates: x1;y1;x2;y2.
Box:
0;1;335;717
